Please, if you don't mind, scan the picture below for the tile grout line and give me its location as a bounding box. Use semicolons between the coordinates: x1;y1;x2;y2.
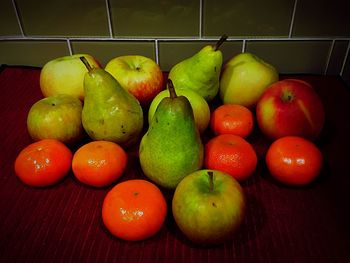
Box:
199;0;203;38
324;39;335;75
11;0;25;37
155;39;159;65
66;39;73;56
288;0;298;38
340;40;350;76
242;39;246;53
1;36;349;42
105;0;114;38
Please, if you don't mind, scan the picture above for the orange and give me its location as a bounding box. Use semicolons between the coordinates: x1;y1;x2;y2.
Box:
266;136;323;186
102;179;167;241
204;134;257;181
72;141;127;188
14;139;72;187
210;104;254;138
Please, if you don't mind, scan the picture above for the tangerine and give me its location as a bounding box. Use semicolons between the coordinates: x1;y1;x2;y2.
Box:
210;104;254;138
14;139;72;187
266;136;323;186
102;179;167;241
72;141;127;188
204;134;257;181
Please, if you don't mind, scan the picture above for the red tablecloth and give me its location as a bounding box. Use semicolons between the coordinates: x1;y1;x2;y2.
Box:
1;66;349;263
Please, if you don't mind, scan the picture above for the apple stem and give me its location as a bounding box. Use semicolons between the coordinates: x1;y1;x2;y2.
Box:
80;56;93;72
214;34;228;51
208;171;214;192
167;79;177;99
281;91;294;102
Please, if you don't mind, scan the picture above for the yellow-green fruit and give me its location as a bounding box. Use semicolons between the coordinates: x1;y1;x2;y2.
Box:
168;35;227;102
148;88;210;134
40;54;100;100
139;81;203;189
81;57;143;148
220;52;279;108
172;169;245;245
27;94;83;144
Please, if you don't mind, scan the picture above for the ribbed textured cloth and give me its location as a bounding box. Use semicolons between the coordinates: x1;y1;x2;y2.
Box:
0;66;349;263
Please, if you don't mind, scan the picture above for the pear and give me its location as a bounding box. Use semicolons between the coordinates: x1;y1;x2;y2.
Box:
80;57;143;147
139;79;203;189
168;35;227;101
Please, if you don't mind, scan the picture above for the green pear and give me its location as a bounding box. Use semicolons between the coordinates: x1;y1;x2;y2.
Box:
139;79;203;189
168;35;227;101
148;88;211;134
80;57;143;147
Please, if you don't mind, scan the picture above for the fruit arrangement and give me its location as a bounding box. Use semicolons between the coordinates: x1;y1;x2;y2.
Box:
14;35;326;246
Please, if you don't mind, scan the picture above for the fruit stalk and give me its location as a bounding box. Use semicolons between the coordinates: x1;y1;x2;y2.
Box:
208;171;214;192
80;56;93;72
214;34;228;51
167;79;178;99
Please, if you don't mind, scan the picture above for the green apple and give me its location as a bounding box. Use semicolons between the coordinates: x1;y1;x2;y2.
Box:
27;94;83;144
220;52;279;108
172;169;245;246
148;88;210;134
40;54;100;100
105;55;164;105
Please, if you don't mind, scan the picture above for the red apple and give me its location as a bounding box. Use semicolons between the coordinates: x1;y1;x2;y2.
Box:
105;55;164;105
256;79;325;141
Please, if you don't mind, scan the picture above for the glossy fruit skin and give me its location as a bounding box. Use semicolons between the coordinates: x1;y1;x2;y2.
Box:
219;52;279;108
40;54;100;100
139;84;204;189
256;79;325;141
14;139;72;187
148;88;210;134
105;55;164;105
266;136;323;186
204;134;258;181
172;169;245;246
102;179;167;241
72;141;127;188
27;94;83;144
168;43;224;102
210;104;254;138
81;65;144;148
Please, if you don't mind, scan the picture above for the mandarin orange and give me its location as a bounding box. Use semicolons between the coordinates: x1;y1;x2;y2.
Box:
72;141;127;187
204;134;257;181
102;179;167;241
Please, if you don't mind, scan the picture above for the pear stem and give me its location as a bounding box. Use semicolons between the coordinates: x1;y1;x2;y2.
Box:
208;171;214;192
80;56;93;72
214;34;228;51
167;79;177;99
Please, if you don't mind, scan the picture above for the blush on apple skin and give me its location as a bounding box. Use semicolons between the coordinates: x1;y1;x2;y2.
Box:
105;56;164;106
40;54;101;101
256;79;325;141
172;169;246;246
128;72;164;105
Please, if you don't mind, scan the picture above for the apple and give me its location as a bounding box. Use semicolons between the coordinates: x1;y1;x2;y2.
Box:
219;52;279;108
40;54;101;100
172;169;245;246
148;88;210;133
27;94;84;144
105;55;164;105
256;79;325;141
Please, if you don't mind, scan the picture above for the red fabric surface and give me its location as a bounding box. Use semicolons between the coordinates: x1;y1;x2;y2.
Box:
0;66;350;262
